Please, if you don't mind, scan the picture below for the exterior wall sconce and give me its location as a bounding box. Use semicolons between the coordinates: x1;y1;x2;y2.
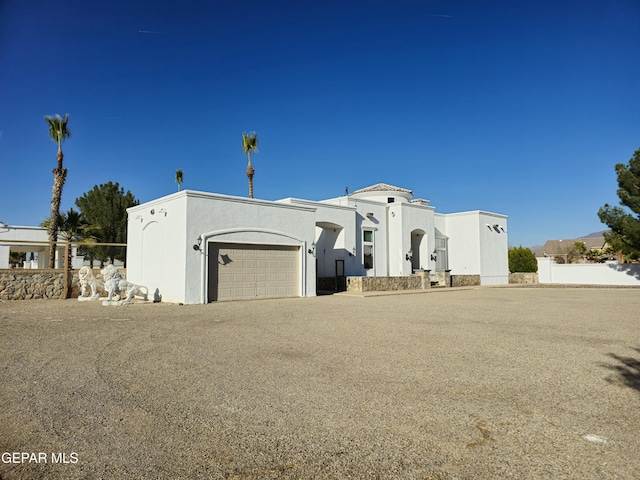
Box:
349;246;356;257
366;212;374;218
405;249;413;261
158;208;167;216
150;209;155;215
135;215;143;223
308;242;316;255
431;249;437;262
192;237;203;252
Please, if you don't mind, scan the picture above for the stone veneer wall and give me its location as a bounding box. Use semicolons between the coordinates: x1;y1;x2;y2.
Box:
0;268;126;300
450;275;481;287
346;271;433;293
509;272;539;284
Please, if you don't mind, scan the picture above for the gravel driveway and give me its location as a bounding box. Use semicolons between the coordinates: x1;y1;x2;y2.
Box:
1;287;639;479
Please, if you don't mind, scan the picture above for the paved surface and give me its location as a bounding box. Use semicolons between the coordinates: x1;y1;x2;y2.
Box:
1;287;639;479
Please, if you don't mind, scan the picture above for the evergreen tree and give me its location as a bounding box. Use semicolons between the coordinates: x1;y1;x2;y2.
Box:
75;182;139;264
508;246;538;272
598;147;640;260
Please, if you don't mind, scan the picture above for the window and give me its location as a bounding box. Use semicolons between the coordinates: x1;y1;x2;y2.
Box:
363;229;374;269
387;197;395;203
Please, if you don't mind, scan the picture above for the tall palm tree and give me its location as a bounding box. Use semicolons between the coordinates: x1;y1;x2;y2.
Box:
175;169;184;191
42;208;92;270
45;114;71;268
242;131;259;198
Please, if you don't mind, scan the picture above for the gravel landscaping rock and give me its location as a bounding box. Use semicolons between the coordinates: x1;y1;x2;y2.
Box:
1;288;639;479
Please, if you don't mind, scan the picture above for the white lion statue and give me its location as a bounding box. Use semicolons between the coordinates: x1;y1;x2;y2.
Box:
117;279;149;304
78;266;105;300
101;264;124;302
100;265;149;305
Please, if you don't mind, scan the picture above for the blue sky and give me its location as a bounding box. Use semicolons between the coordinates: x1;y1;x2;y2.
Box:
1;0;639;248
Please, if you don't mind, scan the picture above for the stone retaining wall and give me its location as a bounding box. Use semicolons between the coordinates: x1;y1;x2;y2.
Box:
451;275;481;287
346;270;435;293
509;272;539;284
0;268;126;300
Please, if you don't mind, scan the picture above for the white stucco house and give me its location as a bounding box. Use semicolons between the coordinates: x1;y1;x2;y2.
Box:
0;224;66;269
126;183;508;304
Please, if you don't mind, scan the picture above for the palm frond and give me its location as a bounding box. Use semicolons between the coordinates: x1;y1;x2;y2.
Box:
44;113;71;145
242;131;259;155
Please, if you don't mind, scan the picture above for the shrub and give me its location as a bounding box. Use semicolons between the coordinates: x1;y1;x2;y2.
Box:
509;246;538;272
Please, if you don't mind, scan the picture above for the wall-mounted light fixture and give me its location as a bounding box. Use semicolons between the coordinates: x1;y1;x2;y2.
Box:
366;212;374;218
431;249;437;262
349;246;356;257
308;241;316;255
135;215;143;223
150;209;155;215
405;249;413;261
192;237;203;252
158;208;167;216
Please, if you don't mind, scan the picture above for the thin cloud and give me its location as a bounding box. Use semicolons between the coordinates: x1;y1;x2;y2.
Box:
139;30;161;34
428;13;452;18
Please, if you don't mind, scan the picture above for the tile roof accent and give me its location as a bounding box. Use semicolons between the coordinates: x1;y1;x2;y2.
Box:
351;183;413;195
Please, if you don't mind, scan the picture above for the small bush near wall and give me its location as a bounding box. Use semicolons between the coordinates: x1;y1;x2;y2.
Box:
509;246;538;273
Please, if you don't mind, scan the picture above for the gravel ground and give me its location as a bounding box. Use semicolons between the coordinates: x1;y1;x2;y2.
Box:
1;287;639;479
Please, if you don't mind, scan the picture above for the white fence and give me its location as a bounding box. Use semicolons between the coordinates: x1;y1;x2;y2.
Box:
537;258;640;286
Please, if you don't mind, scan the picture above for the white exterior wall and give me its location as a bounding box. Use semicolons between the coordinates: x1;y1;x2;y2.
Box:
388;202;436;276
439;212;481;276
127;192;189;303
280;199;358;278
537;258;640;285
478;212;509;285
352;199;390;276
129;191;317;304
438;211;508;285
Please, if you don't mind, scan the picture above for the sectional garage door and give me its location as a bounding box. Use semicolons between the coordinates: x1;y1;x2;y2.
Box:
208;243;300;301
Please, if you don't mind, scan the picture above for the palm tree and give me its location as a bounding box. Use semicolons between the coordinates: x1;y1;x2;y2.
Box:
242;131;259;198
41;208;93;270
175;169;184;191
44;114;71;268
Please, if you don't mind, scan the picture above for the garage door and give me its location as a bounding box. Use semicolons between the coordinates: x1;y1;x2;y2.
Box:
208;243;300;301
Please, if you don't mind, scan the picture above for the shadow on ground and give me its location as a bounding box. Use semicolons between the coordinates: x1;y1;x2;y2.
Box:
601;347;640;394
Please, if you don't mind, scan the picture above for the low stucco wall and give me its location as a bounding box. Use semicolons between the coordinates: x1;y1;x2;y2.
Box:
0;268;126;300
509;272;539;284
537;258;640;286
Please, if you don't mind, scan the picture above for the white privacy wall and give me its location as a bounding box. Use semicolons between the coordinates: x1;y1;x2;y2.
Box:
537;258;640;286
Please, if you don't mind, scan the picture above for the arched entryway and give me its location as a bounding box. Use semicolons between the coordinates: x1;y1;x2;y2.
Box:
315;221;346;292
410;229;428;272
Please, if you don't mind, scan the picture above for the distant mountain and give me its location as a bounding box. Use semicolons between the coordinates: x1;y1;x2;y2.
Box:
530;244;543;255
